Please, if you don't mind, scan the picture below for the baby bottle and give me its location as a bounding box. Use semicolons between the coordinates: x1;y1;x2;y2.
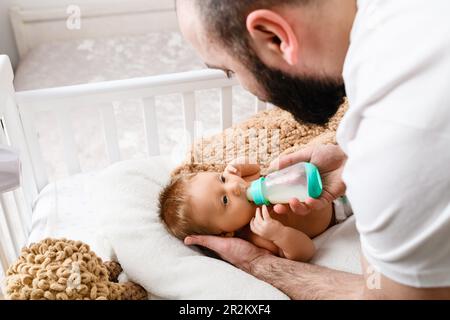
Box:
246;162;323;205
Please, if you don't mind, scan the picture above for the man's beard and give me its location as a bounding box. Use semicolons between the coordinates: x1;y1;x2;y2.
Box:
248;56;346;126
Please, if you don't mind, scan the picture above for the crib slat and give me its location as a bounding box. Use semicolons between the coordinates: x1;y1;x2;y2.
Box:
0;119;8;151
0;195;20;258
0;202;13;272
20;111;49;191
142;97;160;156
2;192;27;245
100;103;121;163
255;98;267;113
13;188;31;234
3;100;39;209
182;92;196;145
220;87;233;130
56;107;81;175
0;236;10;274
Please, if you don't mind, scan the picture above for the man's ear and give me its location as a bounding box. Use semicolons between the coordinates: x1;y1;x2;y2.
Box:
246;9;299;66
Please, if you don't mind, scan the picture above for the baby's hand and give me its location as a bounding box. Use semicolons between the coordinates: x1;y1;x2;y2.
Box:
224;163;242;177
250;205;284;242
224;157;249;177
224;158;261;181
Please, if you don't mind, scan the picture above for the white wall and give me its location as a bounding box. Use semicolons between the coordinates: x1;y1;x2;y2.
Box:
0;0;19;68
15;0;130;9
0;0;175;69
0;0;126;68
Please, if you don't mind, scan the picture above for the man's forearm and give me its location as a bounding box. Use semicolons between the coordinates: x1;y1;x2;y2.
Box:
249;254;364;299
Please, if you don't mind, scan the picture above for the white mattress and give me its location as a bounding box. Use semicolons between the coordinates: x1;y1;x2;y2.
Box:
14;32;257;181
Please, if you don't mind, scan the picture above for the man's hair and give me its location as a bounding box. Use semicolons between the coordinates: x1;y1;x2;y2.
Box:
158;173;212;240
193;0;310;64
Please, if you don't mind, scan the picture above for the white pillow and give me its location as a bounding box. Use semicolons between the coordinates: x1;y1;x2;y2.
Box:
91;157;289;300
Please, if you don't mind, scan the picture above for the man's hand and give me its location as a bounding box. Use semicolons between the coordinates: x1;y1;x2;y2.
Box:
250;205;284;242
269;144;347;216
184;235;270;273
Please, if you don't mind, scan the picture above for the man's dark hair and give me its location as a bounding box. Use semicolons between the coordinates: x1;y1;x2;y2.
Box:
194;0;310;64
181;0;346;125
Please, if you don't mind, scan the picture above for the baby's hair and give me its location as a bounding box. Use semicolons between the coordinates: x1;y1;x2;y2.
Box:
158;173;212;240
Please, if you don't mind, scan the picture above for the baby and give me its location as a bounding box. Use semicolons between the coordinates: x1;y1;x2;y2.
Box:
159;160;350;262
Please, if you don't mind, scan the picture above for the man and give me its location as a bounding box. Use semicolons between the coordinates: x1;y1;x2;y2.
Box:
177;0;450;299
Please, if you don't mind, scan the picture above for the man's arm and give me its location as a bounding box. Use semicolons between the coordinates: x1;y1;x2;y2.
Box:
249;254;364;300
184;235;450;299
251;254;450;300
185;235;365;299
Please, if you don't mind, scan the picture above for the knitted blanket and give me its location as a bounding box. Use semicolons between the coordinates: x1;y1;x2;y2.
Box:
173;100;348;176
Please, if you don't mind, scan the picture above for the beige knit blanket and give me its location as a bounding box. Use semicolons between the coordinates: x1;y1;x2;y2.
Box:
173;100;348;176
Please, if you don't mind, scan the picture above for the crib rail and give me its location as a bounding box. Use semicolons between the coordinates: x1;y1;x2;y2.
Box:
1;56;34;274
15;69;269;191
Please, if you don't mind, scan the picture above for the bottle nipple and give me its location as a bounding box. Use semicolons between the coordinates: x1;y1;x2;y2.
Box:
246;177;270;205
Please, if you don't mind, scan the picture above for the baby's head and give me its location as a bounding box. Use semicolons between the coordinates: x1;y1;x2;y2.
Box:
159;171;255;240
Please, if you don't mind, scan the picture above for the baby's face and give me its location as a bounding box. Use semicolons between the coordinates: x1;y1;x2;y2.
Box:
188;171;256;235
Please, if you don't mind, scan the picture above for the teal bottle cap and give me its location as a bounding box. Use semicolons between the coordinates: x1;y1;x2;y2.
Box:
248;177;271;206
305;162;323;199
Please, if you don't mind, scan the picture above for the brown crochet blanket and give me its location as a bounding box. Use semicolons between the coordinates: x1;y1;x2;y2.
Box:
173;100;348;176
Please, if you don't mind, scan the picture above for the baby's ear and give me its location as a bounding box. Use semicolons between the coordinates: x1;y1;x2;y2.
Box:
221;232;235;238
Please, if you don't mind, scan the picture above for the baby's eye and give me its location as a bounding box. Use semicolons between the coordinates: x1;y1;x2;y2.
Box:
220;175;226;183
222;195;229;206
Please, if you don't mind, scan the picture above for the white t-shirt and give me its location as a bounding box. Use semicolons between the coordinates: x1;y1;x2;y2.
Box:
337;0;450;287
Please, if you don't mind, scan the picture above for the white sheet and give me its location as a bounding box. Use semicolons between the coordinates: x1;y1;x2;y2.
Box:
29;158;362;299
28;172;99;247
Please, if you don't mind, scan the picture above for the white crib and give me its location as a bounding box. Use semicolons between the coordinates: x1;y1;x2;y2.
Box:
0;54;270;283
0;0;270;291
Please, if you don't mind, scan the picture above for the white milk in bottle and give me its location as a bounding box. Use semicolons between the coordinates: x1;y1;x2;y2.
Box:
246;162;322;205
